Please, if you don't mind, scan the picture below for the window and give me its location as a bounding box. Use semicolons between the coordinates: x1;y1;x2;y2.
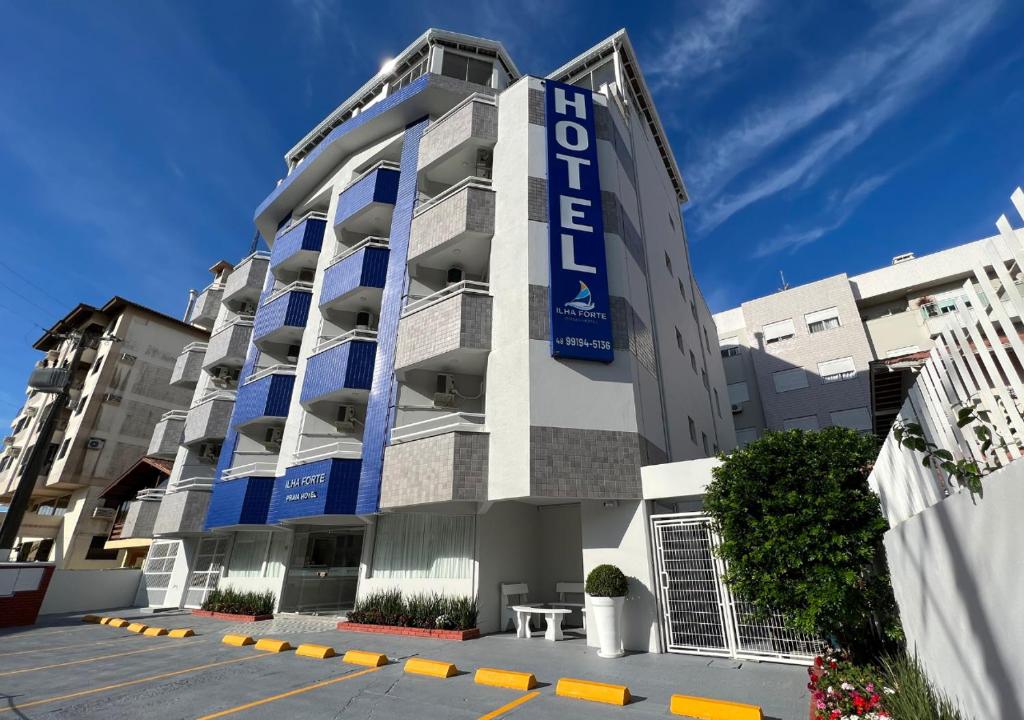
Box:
372;513;474;579
570;59;615;92
703;328;710;353
0;456;10;472
713;388;722;417
84;534;118;561
691;301;698;321
688;416;697;443
664;252;673;275
669;213;675;230
830;407;871;431
720;336;740;358
675;328;684;352
772;368;809;393
818;356;857;384
736;427;759;447
702;432;709;455
783;415;820;431
727;381;749;405
227;532;270;578
57;438;71;459
805;306;841;333
440;52;492;86
689;350;697;372
75;395;88;415
701;368;708;389
678;278;687;301
763;319;796;344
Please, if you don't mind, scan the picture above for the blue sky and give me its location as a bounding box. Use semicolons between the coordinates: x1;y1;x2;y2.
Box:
0;0;1022;426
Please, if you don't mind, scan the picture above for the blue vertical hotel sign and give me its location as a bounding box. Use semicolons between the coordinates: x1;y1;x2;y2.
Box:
545;79;614;363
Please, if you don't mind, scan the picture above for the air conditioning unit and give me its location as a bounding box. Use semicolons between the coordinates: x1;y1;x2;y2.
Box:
334;405;357;433
298;268;316;283
355;311;374;331
238;301;257;316
433;374;457;408
120;352;137;365
198;442;222;464
103;393;122;405
445;266;465;287
731;403;743;414
86;437;105;450
264;426;284;450
286;345;301;363
210;366;240;387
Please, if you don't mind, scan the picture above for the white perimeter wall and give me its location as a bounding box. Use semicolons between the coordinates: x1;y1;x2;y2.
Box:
884;460;1024;719
39;569;142;615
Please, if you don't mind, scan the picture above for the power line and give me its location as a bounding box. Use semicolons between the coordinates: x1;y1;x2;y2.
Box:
0;259;76;311
0;299;51;333
0;275;63;324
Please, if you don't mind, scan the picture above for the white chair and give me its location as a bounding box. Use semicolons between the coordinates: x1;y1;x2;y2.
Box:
500;583;540;632
554;581;586;630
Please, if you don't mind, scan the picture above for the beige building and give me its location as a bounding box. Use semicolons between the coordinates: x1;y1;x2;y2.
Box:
715;237;1022;442
0;297;207;568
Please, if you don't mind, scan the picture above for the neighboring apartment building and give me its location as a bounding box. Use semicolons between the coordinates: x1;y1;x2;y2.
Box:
0;298;208;568
135;28;735;651
716;235;1024;443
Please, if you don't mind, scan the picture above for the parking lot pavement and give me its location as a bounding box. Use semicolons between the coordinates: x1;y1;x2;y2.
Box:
0;611;810;719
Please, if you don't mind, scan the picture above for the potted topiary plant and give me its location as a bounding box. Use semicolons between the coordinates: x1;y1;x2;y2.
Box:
585;564;628;658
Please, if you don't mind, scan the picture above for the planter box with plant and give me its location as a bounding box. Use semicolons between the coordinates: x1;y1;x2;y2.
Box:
586;564;628;659
338;590;480;640
193;588;275;622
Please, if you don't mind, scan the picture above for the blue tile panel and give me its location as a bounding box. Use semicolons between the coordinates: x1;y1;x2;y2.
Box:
233;374;295;428
270;216;326;269
334;167;400;227
356;118;428;514
204;476;275;528
300;340;376;405
319;246;389;307
255;74;431;225
267;458;361;522
253;289;312;341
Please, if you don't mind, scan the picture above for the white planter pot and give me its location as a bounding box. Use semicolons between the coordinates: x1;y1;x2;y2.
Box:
589;595;625;658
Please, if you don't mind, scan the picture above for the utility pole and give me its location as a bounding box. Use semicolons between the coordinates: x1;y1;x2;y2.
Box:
0;331;116;555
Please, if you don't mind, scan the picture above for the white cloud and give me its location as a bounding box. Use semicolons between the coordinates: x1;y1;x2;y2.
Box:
688;0;1000;234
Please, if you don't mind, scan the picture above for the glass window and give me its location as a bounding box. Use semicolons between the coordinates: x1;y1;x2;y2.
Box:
736;427;759;447
763;319;796;344
714;388;722;417
227;532;269;578
727;381;749;405
818;356;857;384
805;306;841;333
84;534;118;560
702;432;709;455
688;416;697;443
664;252;673;275
830;407;871;431
675;328;684;352
783;415;820;431
441;52;492;87
773;368;809;393
372;514;474;579
690;350;697;372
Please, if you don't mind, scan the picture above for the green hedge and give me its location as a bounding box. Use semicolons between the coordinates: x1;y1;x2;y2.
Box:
347;590;478;630
585;564;629;597
201;587;275;616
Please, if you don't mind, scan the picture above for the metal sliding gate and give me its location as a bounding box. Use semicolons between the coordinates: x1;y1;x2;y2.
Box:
651;513;823;665
183;536;230;608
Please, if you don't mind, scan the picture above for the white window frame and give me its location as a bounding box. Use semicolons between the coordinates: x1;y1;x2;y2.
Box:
817;356;857;384
763;319;796;345
805;306;841;334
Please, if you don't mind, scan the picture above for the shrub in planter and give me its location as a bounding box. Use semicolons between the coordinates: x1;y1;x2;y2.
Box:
586;564;628;659
200;587;275;617
347;590;478;631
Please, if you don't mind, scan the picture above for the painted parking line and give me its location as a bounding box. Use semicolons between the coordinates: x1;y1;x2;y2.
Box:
0;625;93;639
0;653;270;715
0;636;144;658
478;691;542;720
0;643;176;677
194;666;382;720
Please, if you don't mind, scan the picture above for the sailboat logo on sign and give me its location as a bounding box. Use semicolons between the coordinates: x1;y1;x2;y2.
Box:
565;281;595;311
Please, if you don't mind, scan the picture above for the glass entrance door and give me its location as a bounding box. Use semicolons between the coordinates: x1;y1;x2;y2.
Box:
279;526;363;614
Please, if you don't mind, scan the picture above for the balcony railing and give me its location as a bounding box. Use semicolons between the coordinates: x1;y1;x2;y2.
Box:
167;476;214;493
293;438;362;464
262;280;314;307
245;364;297;385
310;328;378;356
326;236;390;268
222;462;278;481
412;176;492;218
390;411;486;444
404;280;490;316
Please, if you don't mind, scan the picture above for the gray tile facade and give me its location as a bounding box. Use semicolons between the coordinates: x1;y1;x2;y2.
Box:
409;186;495;263
152;489;212;536
181;395;234;446
394;292;492;371
379;431;488;508
222;255;269;311
529;285;657;377
147;412;186;458
529;426;642;499
418;99;497;170
203;321;253;372
119;499;160;539
188;286;223;328
169;344;206;389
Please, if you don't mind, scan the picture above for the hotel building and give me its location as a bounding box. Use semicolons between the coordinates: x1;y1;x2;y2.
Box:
141;28;736;653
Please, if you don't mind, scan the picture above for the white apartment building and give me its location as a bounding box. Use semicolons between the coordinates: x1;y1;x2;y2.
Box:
0;298;207;568
138;28;736;655
716;235;1024;443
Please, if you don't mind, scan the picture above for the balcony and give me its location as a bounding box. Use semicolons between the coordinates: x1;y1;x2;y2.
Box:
319;239;389;314
333;161;400;235
253;282;313;349
152;477;213;536
203;318;253;376
380;425;488;509
189;283;225;329
233;366;296;430
0;509;61;539
204;475;275;529
270;212;327;277
182;392;236;446
112;493;164;542
267;458;361;523
408;178;494;274
300;331;376;407
395;282;492;373
169;342;208;389
418;94;497;182
222;252;270;314
293;437;362;464
148;410;187;458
